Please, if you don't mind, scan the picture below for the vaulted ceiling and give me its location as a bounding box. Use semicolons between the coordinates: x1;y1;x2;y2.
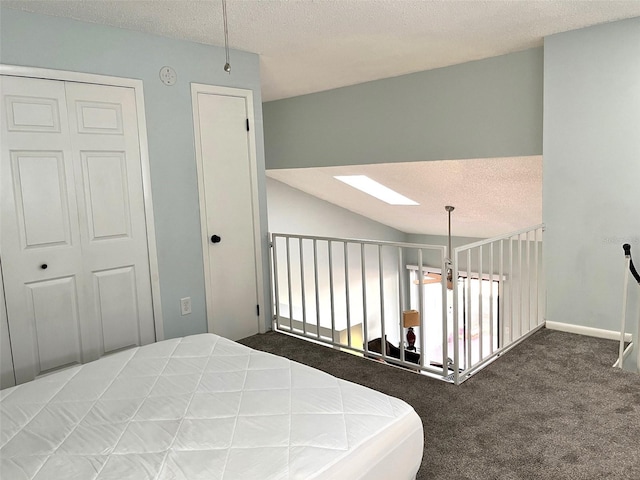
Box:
268;157;543;238
6;1;638;237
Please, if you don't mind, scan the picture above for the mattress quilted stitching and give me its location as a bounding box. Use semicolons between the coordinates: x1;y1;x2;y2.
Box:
0;334;414;480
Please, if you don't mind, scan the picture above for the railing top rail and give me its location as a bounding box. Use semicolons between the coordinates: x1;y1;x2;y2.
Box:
270;232;446;252
453;224;545;253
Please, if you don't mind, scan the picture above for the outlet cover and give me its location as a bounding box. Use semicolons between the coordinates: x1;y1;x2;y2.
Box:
180;297;192;315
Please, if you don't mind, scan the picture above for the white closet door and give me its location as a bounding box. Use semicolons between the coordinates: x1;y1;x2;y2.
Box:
64;82;155;358
193;87;262;341
1;76;89;383
0;76;156;384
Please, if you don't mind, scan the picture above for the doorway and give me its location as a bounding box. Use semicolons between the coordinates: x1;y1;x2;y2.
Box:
191;84;264;341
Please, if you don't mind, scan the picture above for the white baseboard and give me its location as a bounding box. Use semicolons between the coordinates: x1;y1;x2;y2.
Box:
545;321;632;342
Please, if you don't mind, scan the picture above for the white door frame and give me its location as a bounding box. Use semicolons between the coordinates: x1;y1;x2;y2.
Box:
0;64;165;341
191;83;266;335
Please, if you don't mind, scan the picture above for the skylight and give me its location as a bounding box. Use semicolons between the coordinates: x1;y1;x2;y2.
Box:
334;175;419;205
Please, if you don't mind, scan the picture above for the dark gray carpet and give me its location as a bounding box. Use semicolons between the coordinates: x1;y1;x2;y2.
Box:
239;328;640;480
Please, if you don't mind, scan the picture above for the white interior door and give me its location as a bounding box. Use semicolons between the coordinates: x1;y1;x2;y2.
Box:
1;75;156;384
193;85;263;341
1;76;89;383
65;82;155;357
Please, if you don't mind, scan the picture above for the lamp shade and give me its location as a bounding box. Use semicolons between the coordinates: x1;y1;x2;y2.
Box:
403;310;420;328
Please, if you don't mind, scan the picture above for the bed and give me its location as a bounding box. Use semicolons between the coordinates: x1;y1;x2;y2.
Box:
0;333;423;479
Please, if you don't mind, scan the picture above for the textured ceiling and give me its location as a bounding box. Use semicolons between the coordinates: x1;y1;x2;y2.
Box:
3;1;627;237
3;0;640;101
267;157;543;238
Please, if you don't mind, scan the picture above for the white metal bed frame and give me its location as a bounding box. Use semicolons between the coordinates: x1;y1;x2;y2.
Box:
270;225;545;385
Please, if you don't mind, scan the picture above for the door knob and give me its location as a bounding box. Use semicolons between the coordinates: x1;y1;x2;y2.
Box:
210;235;221;244
41;264;48;269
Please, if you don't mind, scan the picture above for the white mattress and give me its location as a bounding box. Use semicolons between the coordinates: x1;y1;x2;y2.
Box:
0;333;423;480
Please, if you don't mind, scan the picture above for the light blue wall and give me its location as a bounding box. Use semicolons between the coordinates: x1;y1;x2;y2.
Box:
264;48;543;169
0;7;271;339
543;17;640;332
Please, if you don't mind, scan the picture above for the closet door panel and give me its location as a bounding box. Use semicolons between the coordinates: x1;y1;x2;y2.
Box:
5;94;61;133
0;76;88;384
11;151;71;248
26;276;82;372
75;100;123;134
65;82;155;356
93;266;140;353
81;151;131;240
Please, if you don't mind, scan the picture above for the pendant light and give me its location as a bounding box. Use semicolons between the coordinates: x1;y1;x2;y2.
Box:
412;206;456;288
445;206;455;290
222;0;231;73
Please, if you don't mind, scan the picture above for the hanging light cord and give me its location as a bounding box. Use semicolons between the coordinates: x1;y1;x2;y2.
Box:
222;0;231;73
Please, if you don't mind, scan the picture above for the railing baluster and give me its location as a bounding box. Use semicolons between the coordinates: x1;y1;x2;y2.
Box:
328;240;336;342
499;239;504;349
313;239;321;339
272;235;281;331
379;245;386;361
453;247;460;384
417;249;426;370
299;238;307;336
286;236;293;331
518;233;523;339
344;242;352;348
534;228;540;326
489;242;494;355
398;246;405;363
508;236;514;344
526;230;532;332
539;228;545;326
361;244;369;354
466;249;472;369
439;248;447;376
478;245;483;361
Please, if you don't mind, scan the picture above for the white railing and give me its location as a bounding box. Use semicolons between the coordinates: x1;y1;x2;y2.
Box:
451;224;545;384
270;225;545;384
270;233;452;377
615;243;640;373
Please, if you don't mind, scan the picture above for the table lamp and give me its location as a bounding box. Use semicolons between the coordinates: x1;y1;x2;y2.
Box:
403;310;420;351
